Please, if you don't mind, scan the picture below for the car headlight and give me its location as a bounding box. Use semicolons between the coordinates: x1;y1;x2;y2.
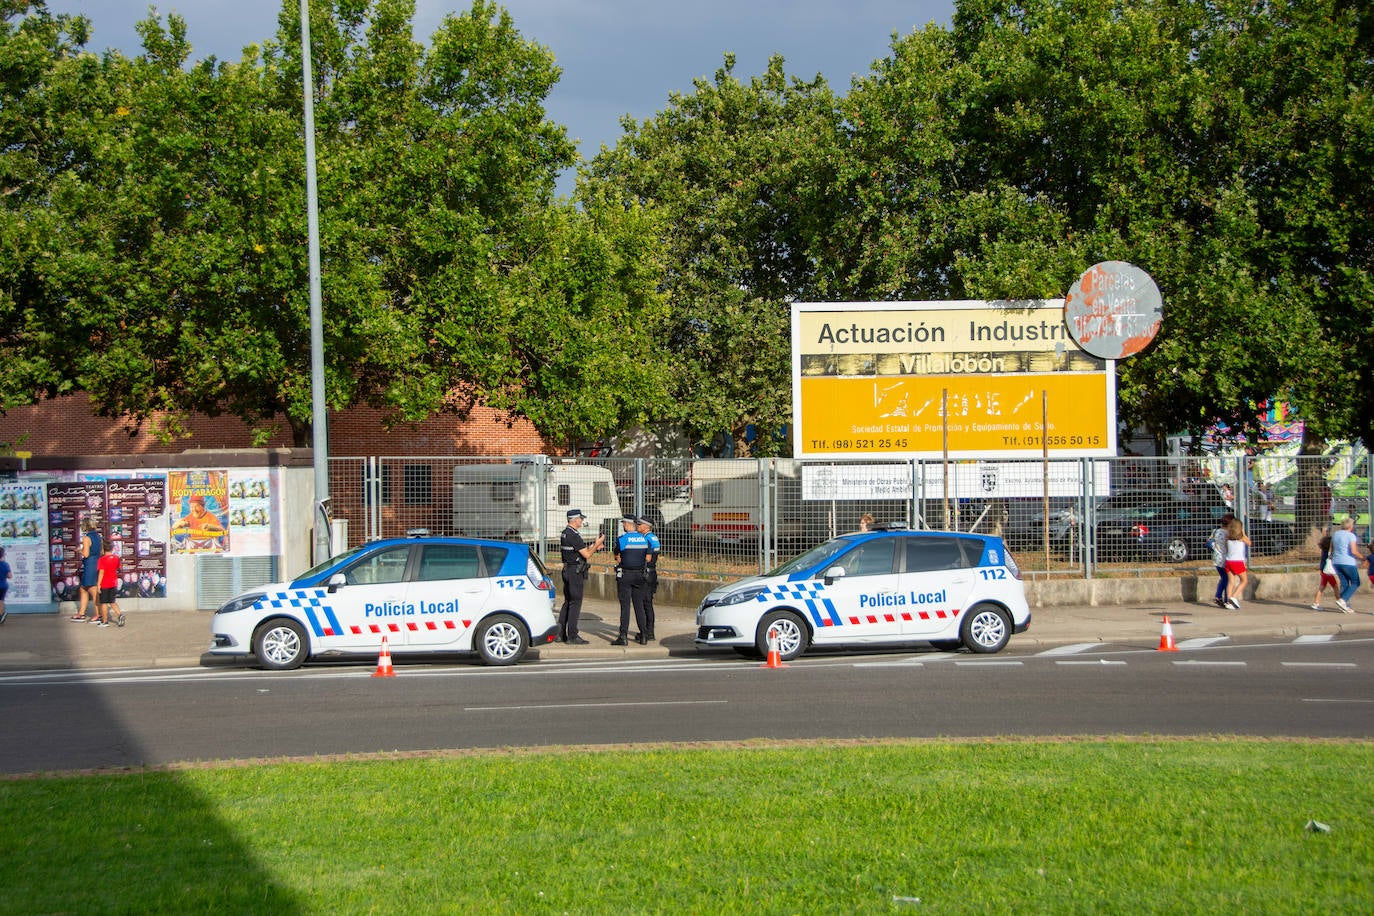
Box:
217;593;265;615
716;586;767;606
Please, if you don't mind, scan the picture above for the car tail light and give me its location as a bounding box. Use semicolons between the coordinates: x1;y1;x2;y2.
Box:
1004;550;1022;580
1131;524;1148;538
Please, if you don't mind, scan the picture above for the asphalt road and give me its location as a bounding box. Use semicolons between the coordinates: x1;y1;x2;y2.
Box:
2;636;1371;775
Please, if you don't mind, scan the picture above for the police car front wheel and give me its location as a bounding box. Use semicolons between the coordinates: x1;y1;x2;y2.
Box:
475;613;529;666
755;610;807;662
254;619;308;670
960;604;1011;654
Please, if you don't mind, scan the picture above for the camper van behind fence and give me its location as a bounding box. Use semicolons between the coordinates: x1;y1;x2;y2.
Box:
452;458;618;546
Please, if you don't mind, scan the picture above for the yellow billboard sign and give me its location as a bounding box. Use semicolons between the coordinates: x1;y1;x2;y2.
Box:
791;300;1117;459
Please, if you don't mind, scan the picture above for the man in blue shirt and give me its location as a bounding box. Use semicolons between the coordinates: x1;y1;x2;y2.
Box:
636;516;661;641
612;516;650;645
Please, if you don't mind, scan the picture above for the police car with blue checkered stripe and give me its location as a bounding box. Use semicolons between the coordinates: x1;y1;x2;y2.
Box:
695;526;1030;660
210;532;558;669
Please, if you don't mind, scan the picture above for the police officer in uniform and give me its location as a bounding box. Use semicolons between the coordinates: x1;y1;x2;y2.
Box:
558;509;603;644
612;515;650;645
636;515;660;641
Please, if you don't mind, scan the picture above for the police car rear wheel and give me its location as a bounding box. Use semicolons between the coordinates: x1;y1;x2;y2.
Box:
960;604;1010;654
476;613;528;666
254;619;307;670
755;610;806;661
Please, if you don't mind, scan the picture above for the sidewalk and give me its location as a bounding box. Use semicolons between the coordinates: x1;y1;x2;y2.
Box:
2;595;1373;672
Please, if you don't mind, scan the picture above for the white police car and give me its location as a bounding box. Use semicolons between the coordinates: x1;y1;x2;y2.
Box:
210;534;558;669
695;527;1030;660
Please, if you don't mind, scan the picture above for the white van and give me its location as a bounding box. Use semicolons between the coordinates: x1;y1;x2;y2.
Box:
452;457;619;545
690;458;815;546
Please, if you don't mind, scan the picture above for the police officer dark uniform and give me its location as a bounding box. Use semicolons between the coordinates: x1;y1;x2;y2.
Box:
558;509;603;644
636;515;660;641
612;516;650;645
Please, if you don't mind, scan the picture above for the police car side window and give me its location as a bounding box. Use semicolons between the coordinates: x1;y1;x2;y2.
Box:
416;544;482;581
479;545;509;576
344;546;411;586
904;537;967;572
835;539;896;577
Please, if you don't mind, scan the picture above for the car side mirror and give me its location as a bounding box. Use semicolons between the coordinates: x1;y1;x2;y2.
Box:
327;572;346;593
822;565;847;584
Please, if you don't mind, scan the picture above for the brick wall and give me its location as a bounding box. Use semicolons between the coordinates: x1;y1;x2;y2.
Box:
0;393;554;458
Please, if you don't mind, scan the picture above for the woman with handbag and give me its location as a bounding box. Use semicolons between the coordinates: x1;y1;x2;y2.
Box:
1312;528;1339;610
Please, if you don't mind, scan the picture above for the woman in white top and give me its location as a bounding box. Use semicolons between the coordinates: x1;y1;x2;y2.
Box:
1224;517;1251;610
1330;517;1364;612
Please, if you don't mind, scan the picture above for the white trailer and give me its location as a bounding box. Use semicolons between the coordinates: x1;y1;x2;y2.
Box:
452;457;619;545
690;458;815;546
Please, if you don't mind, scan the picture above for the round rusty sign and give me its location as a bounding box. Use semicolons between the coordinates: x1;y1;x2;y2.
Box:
1064;261;1162;359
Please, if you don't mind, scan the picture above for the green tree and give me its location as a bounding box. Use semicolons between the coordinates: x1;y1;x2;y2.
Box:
835;0;1370;456
3;0;670;447
0;1;97;416
582;54;841;456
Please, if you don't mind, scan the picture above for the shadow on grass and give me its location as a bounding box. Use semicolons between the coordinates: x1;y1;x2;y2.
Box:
0;616;303;912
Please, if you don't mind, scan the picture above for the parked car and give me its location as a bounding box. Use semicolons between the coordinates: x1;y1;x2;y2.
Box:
1091;483;1296;563
209;532;558;670
1122;504;1295;563
1001;497;1081;554
694;526;1030;660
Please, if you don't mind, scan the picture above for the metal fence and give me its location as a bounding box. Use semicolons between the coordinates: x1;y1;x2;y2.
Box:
328;451;1372;580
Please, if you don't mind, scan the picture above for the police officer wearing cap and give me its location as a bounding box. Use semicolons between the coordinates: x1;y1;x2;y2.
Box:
558;509;603;644
636;515;660;641
612;515;650;645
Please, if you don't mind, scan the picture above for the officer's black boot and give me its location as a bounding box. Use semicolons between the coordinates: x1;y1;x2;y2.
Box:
610;633;628;646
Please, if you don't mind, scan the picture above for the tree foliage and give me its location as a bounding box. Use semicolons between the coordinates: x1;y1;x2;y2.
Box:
586;0;1370;459
0;0;670;446
581;55;841;456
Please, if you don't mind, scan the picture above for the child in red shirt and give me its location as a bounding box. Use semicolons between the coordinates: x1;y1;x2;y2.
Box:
96;543;125;628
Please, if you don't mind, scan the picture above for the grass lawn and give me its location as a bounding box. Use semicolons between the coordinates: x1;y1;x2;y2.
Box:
4;739;1371;913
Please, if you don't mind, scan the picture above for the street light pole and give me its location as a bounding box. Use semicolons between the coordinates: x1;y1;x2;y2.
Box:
301;0;331;562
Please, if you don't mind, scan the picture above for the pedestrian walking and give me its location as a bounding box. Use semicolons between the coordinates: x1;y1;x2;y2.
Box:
636;515;660;641
1311;528;1339;610
557;509;604;644
96;541;125;628
72;517;102;622
0;545;10;625
1330;517;1362;613
611;516;650;645
1210;512;1233;608
1224;517;1251;609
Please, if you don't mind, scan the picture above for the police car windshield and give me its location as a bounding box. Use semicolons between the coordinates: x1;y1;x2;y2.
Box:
298;544;369;580
767;538;854;577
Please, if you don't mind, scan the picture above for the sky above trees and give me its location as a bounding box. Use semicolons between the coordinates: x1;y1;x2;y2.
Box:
50;0;956;191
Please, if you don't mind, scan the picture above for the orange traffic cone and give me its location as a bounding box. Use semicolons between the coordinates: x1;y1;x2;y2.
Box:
1156;615;1178;652
760;627;788;669
372;636;396;677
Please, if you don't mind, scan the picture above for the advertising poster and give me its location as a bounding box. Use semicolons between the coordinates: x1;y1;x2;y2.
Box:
0;481;51;604
47;481;105;602
170;470;230;554
106;478;168;598
791;300;1117;460
228;470;273;556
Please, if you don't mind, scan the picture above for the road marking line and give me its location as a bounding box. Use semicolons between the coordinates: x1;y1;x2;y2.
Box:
1302;697;1374;704
954;660;1023;667
1294;634;1335;644
1177;637;1229;649
464;700;727;712
1038;643;1100;656
854;660;925;668
1282;662;1357;669
1172;660;1247;667
1055;659;1127;666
